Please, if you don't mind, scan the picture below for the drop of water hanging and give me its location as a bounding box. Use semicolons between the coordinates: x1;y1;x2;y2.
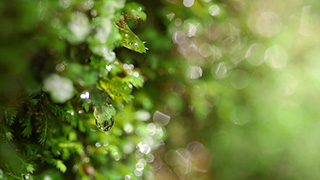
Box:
94;104;116;132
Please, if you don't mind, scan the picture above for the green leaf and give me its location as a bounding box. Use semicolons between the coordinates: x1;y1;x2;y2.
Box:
100;78;133;103
55;160;67;173
82;101;90;112
38;116;48;145
123;2;147;21
116;21;147;53
26;164;35;173
4;108;17;126
21;116;32;138
122;73;144;88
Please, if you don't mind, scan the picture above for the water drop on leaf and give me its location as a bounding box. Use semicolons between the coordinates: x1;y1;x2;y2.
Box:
94;104;116;132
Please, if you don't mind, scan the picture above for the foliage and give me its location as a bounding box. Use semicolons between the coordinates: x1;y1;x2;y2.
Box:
2;0;320;180
0;0;161;179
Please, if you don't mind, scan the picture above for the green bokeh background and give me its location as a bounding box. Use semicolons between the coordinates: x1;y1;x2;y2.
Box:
1;0;320;179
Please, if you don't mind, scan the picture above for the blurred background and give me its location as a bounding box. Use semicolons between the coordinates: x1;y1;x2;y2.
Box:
136;0;320;179
1;0;320;179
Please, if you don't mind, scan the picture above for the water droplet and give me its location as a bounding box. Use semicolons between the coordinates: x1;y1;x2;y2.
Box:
175;18;182;26
137;143;151;154
152;157;162;171
173;31;186;45
94;104;116;132
133;72;139;77
153;111;170;126
134;169;143;177
44;74;74;103
136;159;146;171
80;91;90;99
186;66;203;79
113;152;121;161
69;110;74;116
245;43;266;66
106;65;112;71
209;5;220;16
213;62;227;78
84;157;90;163
165;150;177;166
183;0;194;7
264;45;287;69
198;43;212;57
90;9;98;17
135;110;151;121
175;149;192;174
123;64;129;70
56;62;66;72
166;13;175;21
95;142;101;148
187;22;198;37
24;173;31;179
248;11;282;37
68;12;90;42
124;174;131;180
147;123;156;136
124;123;133;133
146;154;155;163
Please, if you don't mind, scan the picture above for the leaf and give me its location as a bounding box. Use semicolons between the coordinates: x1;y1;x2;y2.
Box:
38;115;48;145
4;108;17;126
116;20;147;53
0;123;14;140
21;116;32;138
123;2;147;21
26;164;35;173
122;73;144;88
100;78;133;103
55;160;67;173
47;103;74;123
82;101;90;112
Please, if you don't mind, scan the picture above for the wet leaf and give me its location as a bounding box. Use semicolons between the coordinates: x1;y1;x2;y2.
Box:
116;20;147;53
123;2;147;21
